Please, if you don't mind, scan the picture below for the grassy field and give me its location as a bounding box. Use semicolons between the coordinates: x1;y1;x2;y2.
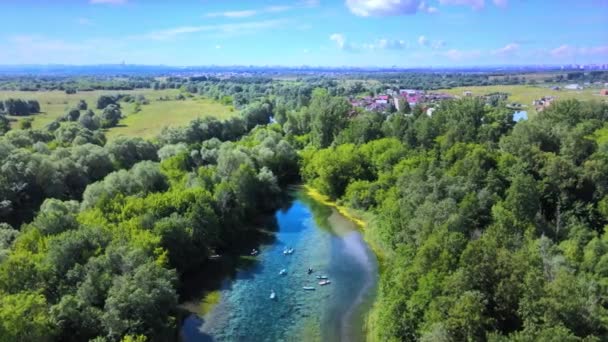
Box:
107;97;234;140
0;89;235;140
438;85;606;114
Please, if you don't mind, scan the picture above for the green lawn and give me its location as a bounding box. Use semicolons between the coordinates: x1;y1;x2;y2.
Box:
438;85;606;115
1;89;235;140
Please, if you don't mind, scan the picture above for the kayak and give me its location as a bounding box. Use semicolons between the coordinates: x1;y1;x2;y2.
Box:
316;275;328;280
319;280;331;286
302;286;316;291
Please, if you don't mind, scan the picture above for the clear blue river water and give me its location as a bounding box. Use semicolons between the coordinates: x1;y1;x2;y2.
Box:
180;189;379;342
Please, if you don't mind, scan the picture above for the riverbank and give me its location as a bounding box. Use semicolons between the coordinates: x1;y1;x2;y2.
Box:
303;185;386;264
303;185;387;342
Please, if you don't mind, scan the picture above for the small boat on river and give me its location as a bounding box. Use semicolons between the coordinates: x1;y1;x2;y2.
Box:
279;269;287;275
283;248;294;255
270;290;276;299
316;275;328;280
319;280;331;286
302;286;315;291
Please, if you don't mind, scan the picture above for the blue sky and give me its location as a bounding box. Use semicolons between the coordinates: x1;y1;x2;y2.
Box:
0;0;606;66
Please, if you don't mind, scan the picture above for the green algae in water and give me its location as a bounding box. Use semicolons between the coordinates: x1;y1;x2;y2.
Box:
199;291;221;316
181;190;378;342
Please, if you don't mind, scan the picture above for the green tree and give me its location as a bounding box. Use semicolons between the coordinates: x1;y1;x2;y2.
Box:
0;292;54;342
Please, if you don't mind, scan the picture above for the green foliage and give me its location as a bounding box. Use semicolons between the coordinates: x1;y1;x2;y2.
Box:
96;95;117;110
0;115;9;135
0;291;54;342
309;88;350;147
19;117;33;130
301;97;608;341
100;104;122;128
1;73;606;342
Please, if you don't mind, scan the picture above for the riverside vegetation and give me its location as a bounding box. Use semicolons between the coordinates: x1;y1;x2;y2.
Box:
0;75;607;341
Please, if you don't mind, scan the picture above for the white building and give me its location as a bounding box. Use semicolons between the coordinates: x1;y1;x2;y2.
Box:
564;84;582;90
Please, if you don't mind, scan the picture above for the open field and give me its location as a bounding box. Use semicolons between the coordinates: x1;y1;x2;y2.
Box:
438;85;606;114
106;97;234;140
0;89;235;140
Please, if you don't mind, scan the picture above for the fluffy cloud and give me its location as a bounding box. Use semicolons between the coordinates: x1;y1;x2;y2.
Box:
90;0;127;4
492;43;519;56
346;0;424;16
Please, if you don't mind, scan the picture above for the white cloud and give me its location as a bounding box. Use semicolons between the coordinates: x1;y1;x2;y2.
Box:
493;0;508;8
330;34;408;51
493;43;519;56
206;3;311;19
376;38;408;49
550;44;608;58
139;20;287;40
418;35;444;49
439;0;485;10
330;33;347;49
90;0;127;4
215;45;222;49
418;35;428;46
346;0;424;16
207;10;259;18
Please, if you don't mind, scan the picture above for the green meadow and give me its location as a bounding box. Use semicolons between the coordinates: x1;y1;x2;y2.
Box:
0;89;235;140
438;84;605;114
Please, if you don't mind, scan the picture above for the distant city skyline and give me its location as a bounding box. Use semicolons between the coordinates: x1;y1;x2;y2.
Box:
1;0;607;66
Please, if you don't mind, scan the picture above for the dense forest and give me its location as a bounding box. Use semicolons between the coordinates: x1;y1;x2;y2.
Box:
0;76;607;341
298;96;608;341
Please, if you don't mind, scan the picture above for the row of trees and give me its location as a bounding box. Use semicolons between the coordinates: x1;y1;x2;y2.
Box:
0;98;40;116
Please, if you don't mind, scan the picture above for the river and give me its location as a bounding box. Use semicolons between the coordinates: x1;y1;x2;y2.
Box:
180;189;379;342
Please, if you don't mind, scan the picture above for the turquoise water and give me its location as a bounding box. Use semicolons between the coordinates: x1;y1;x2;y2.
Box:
181;190;378;342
